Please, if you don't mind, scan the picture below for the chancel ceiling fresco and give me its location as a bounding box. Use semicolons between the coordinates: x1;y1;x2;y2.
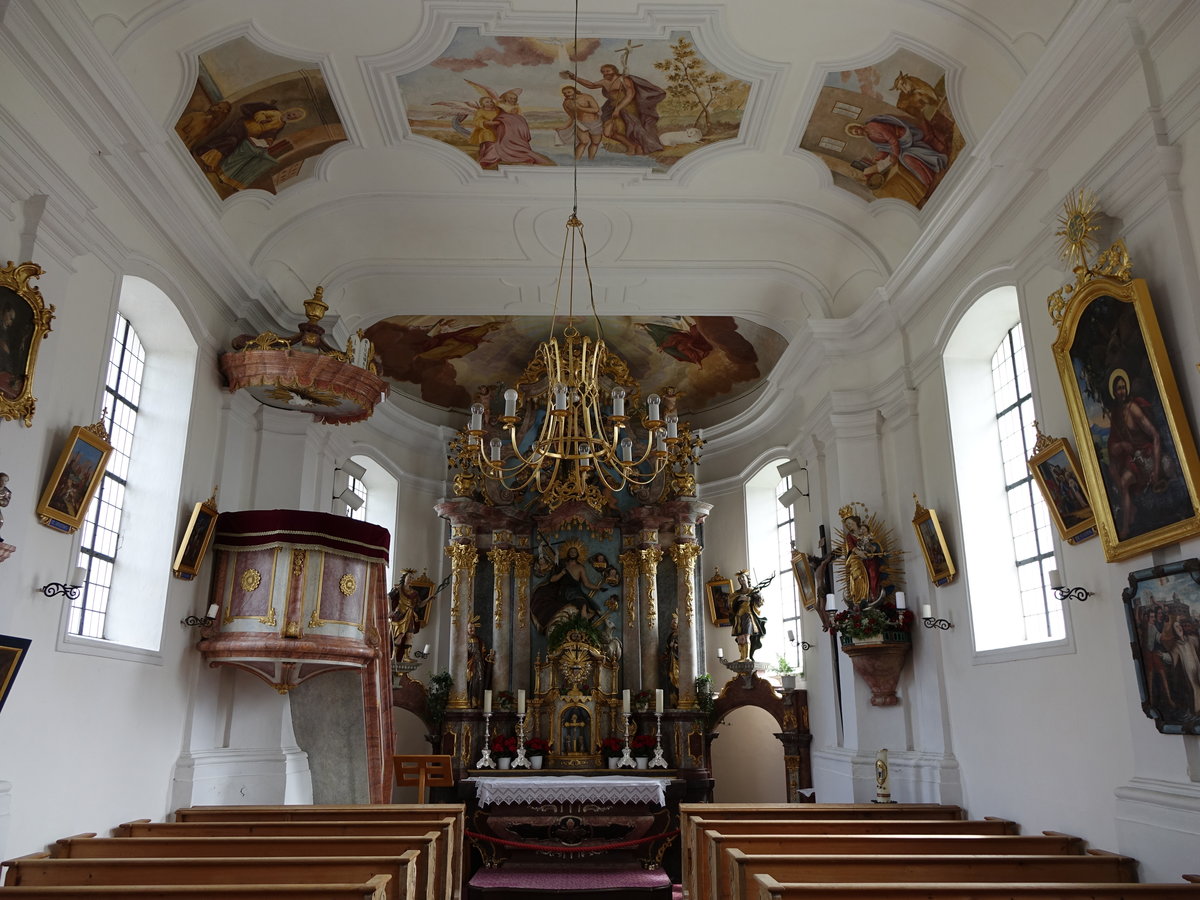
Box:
397;29;749;172
175;37;348;199
798;48;963;209
364;315;786;415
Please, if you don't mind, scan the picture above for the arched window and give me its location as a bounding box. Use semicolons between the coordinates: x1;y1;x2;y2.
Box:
60;276;197;658
945;286;1068;655
745;459;802;670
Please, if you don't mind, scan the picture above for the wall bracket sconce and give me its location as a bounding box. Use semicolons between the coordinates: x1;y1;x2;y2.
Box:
1049;568;1093;602
919;602;953;630
182;603;219;628
41;567;86;600
776;459;810;508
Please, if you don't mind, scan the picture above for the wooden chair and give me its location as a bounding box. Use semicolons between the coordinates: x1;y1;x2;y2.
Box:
393;756;454;805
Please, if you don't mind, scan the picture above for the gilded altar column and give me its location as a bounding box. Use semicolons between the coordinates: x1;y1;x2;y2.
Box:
444;525;478;710
639;531;663;691
488;531;516;694
619;539;642;688
512;536;533;693
668;540;702;708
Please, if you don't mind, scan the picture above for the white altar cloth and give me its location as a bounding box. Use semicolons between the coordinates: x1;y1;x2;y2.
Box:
470;775;669;808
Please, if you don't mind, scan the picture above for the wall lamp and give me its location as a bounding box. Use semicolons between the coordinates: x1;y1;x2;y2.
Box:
787;628;813;652
334;459;366;511
920;602;953;630
334;487;365;511
337;458;367;481
182;603;220;628
777;459;810;508
1049;568;1093;602
40;567;86;600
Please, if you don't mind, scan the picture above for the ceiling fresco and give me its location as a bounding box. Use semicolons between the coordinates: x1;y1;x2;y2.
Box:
799;48;963;209
363;315;786;415
174;37;348;199
397;29;750;172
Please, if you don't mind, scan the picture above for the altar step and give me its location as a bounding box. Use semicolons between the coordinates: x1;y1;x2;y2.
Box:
468;859;673;899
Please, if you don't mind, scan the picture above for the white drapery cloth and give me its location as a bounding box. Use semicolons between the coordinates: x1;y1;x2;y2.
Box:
470;775;669;807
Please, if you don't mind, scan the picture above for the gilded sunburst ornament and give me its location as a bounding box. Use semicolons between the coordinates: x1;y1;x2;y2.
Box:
1055;188;1101;269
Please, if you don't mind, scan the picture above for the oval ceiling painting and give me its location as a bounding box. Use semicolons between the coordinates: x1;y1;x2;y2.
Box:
364;315;787;415
397;28;750;173
799;48;964;209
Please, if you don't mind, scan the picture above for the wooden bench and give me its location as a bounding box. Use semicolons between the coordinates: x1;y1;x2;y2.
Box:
166;805;464;898
698;831;1084;900
2;852;419;900
0;877;391;899
681;815;1016;900
724;850;1139;900
52;833;444;900
752;873;1200;900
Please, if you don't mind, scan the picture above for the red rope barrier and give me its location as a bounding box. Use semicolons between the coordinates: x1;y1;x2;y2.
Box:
466;828;679;854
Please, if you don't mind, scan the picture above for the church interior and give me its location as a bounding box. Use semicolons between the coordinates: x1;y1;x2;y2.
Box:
3;0;1200;893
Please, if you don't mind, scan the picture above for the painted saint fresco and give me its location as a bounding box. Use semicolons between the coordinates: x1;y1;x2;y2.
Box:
798;48;963;209
397;29;749;173
363;315;785;414
175;37;347;199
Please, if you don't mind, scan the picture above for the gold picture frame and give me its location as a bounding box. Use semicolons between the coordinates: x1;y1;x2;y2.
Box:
912;495;956;586
1049;241;1200;561
791;549;819;611
1027;423;1097;545
172;496;220;579
0;261;55;427
705;568;735;627
0;633;32;716
36;419;112;534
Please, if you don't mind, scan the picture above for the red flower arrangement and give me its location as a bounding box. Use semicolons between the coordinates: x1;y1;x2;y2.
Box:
825;599;916;641
490;735;518;757
526;737;549;754
630;733;657;757
601;736;624;758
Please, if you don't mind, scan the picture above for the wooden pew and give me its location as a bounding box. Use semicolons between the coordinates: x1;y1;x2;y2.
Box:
698;830;1084;900
51;833;444;900
681;815;1017;900
0;877;391;899
752;873;1200;900
166;805;464;899
725;850;1139;900
1;852;419;900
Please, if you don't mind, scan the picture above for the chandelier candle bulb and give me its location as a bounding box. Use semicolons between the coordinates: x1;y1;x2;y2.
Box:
622;689;630;715
655;433;667;453
655;689;663;714
611;387;625;417
503;388;518;418
483;690;492;714
647;393;661;421
620;437;633;462
489;438;502;462
665;414;678;439
553;383;568;411
895;591;906;610
469;403;483;432
921;604;933;619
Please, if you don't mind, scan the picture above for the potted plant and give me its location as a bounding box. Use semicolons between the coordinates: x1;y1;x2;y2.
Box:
772;654;797;692
601;736;624;769
630;733;656;768
491;734;518;769
526;736;549;769
824;596;915;706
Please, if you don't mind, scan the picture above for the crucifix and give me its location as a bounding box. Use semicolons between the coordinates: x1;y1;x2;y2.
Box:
615;39;643;73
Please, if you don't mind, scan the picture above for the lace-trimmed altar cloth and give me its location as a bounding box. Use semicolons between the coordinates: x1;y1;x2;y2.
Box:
470;775;670;807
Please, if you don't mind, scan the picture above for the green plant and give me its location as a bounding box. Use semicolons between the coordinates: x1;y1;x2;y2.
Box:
826;602;915;640
772;654;795;675
546;611;606;651
426;670;453;731
695;673;716;727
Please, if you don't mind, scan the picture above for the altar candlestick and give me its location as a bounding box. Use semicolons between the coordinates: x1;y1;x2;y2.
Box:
655;689;663;714
483;690;492;714
517;689;526;716
622;689;630;715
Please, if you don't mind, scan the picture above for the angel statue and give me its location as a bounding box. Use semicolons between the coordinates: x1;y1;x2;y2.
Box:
433;79;553;169
388;569;431;664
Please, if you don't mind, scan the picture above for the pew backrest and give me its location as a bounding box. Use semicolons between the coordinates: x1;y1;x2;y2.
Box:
0;876;391;899
752;874;1200;900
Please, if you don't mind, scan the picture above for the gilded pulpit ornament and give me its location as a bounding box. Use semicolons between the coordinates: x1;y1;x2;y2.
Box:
339;573;357;596
240;568;262;592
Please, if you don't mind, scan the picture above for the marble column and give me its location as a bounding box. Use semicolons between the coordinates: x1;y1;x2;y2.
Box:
668;540;702;708
444;525;478;710
639;530;663;691
488;533;516;694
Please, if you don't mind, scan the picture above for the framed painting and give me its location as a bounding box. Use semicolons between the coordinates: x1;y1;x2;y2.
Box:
706;569;735;627
172;497;220;579
0;634;32;716
36;420;112;534
0;260;55;427
1121;558;1200;734
1027;424;1097;545
912;495;956;586
791;550;819;611
408;570;437;628
1050;243;1200;561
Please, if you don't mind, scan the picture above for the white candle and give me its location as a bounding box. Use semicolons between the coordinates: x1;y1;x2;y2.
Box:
825;593;837;611
205;603;219;619
72;566;87;587
921;604;933;620
422;644;430;655
622;689;630;715
895;591;906;610
717;647;724;659
1048;568;1062;589
655;689;664;714
517;689;526;716
483;690;492;714
787;629;795;642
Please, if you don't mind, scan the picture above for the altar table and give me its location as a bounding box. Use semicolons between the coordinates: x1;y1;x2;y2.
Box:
468;775;670;808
